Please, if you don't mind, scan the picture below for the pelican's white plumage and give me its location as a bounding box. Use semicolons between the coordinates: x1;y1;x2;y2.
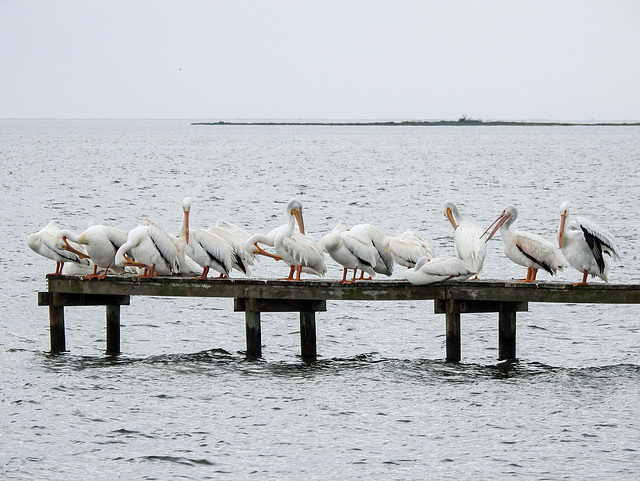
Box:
406;256;475;285
442;201;487;275
115;221;180;277
274;198;326;280
55;221;128;279
383;229;435;268
178;197;234;279
349;224;394;276
320;222;377;282
483;205;564;282
27;221;90;275
208;219;254;276
558;201;620;284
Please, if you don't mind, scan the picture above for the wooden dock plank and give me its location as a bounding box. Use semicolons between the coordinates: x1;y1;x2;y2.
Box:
45;275;640;304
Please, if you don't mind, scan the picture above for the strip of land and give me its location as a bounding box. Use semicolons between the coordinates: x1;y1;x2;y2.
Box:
192;119;640;127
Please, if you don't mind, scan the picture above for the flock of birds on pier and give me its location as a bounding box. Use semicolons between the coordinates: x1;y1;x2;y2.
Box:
27;198;621;286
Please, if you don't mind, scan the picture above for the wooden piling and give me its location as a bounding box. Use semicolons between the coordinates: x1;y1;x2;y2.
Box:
241;298;262;358
498;304;518;361
445;300;461;362
299;305;317;361
106;304;121;354
49;304;66;353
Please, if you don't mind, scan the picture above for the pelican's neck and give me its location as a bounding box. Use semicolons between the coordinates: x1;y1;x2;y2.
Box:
57;229;83;246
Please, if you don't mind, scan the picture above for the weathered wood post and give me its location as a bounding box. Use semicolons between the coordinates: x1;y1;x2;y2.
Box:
243;299;262;358
49;303;66;353
299;302;317;360
445;299;461;362
106;304;121;354
498;302;517;361
38;292;66;353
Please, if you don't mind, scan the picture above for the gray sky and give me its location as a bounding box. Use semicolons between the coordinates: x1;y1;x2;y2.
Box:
2;0;639;121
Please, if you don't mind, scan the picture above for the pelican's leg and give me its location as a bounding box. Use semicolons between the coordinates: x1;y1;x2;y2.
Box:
335;268;349;284
529;268;538;282
280;265;296;281
358;271;372;280
50;262;63;276
572;270;589;286
294;265;302;280
85;264;99;280
195;266;210;280
517;267;532;283
96;264;110;280
139;264;157;278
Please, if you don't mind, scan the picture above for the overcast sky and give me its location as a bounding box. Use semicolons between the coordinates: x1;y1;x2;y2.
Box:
1;0;639;121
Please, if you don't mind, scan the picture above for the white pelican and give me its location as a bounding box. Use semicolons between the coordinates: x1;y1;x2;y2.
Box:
483;205;564;283
406;256;476;285
27;221;90;275
54;221;128;280
274;198;326;280
383;229;435;268
208;219;254;276
349;224;394;277
320;222;377;283
115;221;180;278
558;201;620;285
141;218;201;276
442;201;487;276
178;197;234;279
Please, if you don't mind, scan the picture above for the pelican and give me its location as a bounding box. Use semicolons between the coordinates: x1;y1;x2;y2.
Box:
349;224;394;277
274;198;326;280
208;219;254;276
320;222;377;283
54;221;128;280
406;256;476;285
483;205;564;282
115;221;180;278
383;229;435;268
442;201;487;276
141;218;201;276
558;201;620;285
27;221;90;275
178;197;234;279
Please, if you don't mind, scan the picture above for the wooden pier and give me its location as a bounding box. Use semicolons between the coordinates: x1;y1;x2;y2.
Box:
38;275;640;362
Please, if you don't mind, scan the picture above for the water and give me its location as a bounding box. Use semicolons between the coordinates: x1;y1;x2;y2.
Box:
1;120;639;479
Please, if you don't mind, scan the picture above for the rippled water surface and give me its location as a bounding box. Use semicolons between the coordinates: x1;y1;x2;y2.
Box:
2;120;639;479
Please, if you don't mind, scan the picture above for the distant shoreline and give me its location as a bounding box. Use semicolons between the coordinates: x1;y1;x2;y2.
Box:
191;119;640;127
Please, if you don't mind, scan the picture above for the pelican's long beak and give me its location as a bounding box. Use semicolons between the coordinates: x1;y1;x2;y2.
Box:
481;211;510;243
445;208;458;230
183;209;190;244
558;213;566;248
253;242;283;261
62;237;90;259
122;253;146;268
292;207;305;234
